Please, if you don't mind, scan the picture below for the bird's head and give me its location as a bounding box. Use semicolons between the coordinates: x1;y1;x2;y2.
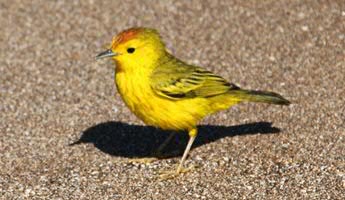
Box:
96;27;166;70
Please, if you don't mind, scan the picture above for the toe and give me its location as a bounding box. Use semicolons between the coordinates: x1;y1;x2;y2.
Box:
158;165;195;180
127;157;157;164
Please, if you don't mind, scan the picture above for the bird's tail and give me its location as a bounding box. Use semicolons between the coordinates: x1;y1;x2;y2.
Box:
228;89;290;105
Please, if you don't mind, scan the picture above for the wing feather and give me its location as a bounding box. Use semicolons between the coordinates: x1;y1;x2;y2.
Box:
150;56;239;100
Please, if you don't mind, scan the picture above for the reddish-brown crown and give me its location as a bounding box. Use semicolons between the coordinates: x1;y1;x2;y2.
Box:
111;27;145;47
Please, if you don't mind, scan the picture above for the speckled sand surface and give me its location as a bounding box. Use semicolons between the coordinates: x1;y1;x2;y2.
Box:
1;0;344;199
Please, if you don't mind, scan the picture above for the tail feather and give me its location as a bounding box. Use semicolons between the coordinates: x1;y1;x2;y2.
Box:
228;89;290;105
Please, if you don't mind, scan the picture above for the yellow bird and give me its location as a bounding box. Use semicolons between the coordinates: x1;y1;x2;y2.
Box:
96;27;290;179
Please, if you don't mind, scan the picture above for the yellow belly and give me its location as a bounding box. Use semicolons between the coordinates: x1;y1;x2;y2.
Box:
115;71;210;131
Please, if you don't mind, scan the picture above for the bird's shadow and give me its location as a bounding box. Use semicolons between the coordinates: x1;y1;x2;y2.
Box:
70;121;280;158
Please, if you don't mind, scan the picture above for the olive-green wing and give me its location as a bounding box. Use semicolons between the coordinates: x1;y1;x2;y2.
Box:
150;59;239;100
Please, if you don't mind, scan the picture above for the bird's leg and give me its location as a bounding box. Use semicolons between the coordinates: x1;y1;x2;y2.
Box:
128;132;177;164
176;130;196;173
154;131;176;157
159;128;197;180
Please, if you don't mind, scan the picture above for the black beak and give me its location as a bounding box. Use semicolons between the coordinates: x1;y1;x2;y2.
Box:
95;49;116;59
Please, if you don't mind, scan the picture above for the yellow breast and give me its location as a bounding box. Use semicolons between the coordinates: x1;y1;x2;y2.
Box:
115;68;209;131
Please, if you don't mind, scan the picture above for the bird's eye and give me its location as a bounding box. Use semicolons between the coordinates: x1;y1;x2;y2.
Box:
127;48;135;54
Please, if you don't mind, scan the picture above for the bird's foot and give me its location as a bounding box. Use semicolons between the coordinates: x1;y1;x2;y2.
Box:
158;165;195;180
127;157;158;164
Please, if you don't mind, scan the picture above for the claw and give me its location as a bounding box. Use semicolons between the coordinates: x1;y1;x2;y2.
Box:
158;165;195;180
127;157;158;164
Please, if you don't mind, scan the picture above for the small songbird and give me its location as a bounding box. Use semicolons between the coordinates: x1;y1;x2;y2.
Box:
96;27;290;179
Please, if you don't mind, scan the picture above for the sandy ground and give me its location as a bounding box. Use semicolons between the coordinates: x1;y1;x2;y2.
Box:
1;0;344;199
